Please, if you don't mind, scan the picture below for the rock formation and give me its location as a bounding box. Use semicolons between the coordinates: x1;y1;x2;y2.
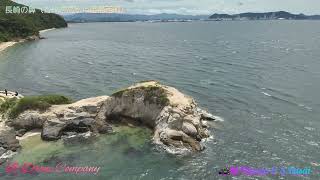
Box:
0;81;215;157
0;90;24;163
96;81;215;153
7;96;110;140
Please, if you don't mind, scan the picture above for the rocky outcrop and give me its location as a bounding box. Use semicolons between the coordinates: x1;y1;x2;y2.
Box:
0;91;23;163
1;81;215;155
0;129;20;152
0;128;20;164
96;81;214;153
7;96;110;141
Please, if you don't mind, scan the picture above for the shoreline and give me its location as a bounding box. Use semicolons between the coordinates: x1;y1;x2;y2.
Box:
39;28;56;33
0;28;56;53
0;42;18;52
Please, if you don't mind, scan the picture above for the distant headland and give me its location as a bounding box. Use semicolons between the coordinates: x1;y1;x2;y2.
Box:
209;11;320;21
0;0;67;51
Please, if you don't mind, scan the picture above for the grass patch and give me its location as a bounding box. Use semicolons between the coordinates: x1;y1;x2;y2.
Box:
0;97;18;114
112;89;128;98
0;98;4;104
112;86;170;106
138;80;158;83
0;95;72;119
142;86;169;106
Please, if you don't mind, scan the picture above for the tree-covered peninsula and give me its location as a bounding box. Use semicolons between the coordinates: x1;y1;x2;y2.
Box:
0;0;67;42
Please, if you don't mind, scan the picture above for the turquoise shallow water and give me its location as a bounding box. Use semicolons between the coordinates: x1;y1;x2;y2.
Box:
0;21;320;179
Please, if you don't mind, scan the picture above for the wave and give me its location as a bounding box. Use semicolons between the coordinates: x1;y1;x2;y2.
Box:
262;92;271;97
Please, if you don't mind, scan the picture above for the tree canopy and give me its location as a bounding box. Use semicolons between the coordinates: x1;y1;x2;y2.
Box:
0;0;67;42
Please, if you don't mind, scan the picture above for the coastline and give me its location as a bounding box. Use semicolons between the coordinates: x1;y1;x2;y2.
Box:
0;42;17;52
39;28;56;33
0;28;56;53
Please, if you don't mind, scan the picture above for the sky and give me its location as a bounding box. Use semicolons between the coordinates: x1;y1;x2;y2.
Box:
14;0;320;15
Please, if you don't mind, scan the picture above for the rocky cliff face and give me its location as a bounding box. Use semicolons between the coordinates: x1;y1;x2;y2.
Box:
96;81;215;153
0;81;215;158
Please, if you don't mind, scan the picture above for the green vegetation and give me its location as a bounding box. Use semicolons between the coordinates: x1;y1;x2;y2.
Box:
112;85;170;106
0;95;72;118
0;97;18;114
142;86;169;106
0;0;67;42
112;88;129;98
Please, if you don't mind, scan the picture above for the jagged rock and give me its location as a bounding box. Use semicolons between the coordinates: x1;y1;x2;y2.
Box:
64;117;95;132
0;129;20;152
202;121;209;128
9;112;48;131
41;118;66;140
62;131;77;137
96;81;213;153
0;147;6;155
198;108;216;121
16;129;27;137
13;96;109;141
182;122;198;138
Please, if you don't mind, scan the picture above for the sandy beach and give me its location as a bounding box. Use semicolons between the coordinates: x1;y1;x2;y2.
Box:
0;42;17;52
0;28;56;52
39;28;56;33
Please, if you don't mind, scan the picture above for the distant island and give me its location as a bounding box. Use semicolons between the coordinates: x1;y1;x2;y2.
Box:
0;0;67;43
63;11;320;23
209;11;320;21
63;13;209;23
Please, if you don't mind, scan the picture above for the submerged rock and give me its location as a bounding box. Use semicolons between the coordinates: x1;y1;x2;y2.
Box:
62;131;95;145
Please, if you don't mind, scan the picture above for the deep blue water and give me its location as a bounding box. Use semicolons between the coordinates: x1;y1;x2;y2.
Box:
0;20;320;179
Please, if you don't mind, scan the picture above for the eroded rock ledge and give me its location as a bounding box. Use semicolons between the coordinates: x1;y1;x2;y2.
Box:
0;81;215;158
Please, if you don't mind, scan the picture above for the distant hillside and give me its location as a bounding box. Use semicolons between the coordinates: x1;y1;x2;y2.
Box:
63;13;209;23
0;0;67;42
210;11;320;20
309;15;320;20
